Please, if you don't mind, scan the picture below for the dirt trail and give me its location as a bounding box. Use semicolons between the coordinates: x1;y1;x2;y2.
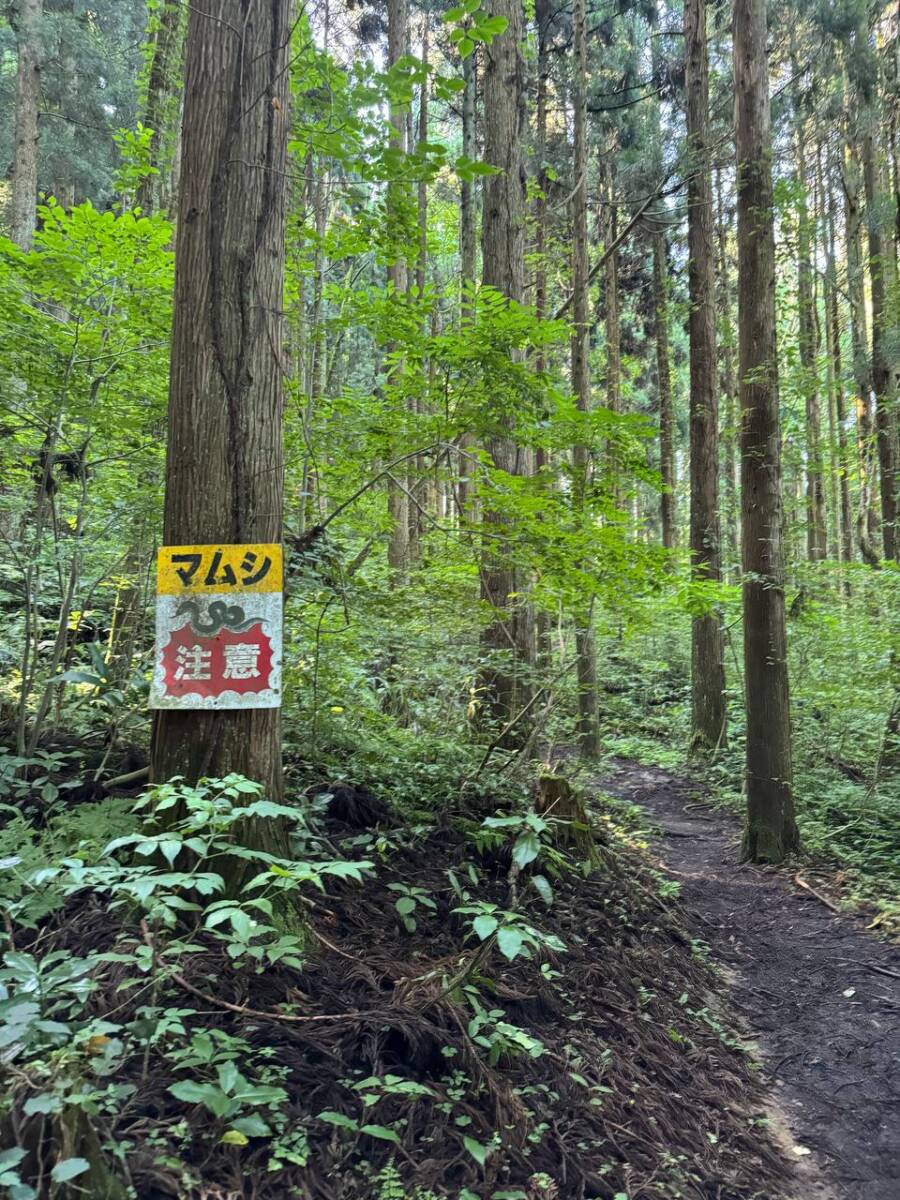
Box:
600;760;900;1200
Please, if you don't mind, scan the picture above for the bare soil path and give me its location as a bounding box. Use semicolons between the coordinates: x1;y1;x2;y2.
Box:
600;760;900;1200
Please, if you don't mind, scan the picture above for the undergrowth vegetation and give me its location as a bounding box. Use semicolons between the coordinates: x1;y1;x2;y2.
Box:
1;767;790;1200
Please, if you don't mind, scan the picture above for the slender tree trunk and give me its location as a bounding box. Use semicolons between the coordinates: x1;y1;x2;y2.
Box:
137;0;184;215
823;146;854;565
408;16;431;565
685;0;726;753
863;136;899;560
479;0;533;734
602;154;621;507
570;0;600;758
716;166;740;579
386;0;409;579
843;138;881;565
150;0;293;869
55;1;77;210
793;81;827;561
734;0;799;861
456;48;477;519
534;0;552;670
10;0;42;250
653;231;676;551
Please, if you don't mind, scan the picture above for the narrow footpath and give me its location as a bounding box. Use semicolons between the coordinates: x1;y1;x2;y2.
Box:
600;761;900;1200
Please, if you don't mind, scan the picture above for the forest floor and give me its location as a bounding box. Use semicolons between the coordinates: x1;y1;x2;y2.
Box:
598;760;900;1200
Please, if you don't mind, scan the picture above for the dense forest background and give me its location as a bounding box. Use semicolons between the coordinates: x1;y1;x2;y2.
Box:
0;0;898;1197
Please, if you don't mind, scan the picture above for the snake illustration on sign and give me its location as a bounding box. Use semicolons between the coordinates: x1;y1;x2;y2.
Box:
150;543;283;710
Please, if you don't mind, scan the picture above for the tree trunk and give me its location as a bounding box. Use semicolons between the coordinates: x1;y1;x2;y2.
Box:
715;166;740;579
150;0;293;869
793;80;827;562
823;146;854;565
479;0;533;734
408;15;431;565
570;0;600;759
10;0;42;250
685;0;726;753
843;137;881;566
734;0;799;862
863;135;899;561
602;154;621;507
533;0;552;671
136;0;184;215
653;231;676;551
55;1;77;210
456;48;477;520
386;0;409;579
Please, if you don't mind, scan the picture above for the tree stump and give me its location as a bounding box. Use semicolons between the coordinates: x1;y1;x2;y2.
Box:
535;773;599;867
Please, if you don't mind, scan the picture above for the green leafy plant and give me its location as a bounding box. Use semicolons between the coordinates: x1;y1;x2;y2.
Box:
387;882;437;931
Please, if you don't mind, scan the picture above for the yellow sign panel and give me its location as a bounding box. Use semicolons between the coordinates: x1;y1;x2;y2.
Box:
157;543;283;595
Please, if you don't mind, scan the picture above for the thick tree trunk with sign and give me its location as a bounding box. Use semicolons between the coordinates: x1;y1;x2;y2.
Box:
150;0;292;867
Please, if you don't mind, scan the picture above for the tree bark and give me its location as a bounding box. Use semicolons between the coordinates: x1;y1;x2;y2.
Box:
793;80;827;562
843;137;881;566
715;166;740;579
685;0;726;753
456;48;477;520
137;0;184;215
479;0;533;734
734;0;799;861
863;136;899;561
386;0;409;579
602;153;621;508
533;0;552;672
10;0;43;250
150;0;293;868
653;230;676;551
570;0;600;758
822;146;853;565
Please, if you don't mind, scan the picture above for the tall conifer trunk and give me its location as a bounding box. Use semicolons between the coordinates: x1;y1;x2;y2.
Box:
570;0;600;758
823;148;853;565
685;0;726;752
654;232;676;551
456;49;477;518
10;0;42;250
715;167;740;579
137;0;184;215
386;0;410;578
150;0;293;868
602;155;621;507
734;0;799;861
843;138;880;565
863;139;899;561
793;80;827;561
478;0;533;733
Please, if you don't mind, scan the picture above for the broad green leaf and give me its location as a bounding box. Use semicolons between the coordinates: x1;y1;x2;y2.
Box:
318;1110;358;1131
496;927;526;960
50;1159;90;1183
512;830;540;868
360;1124;401;1143
463;1135;489;1166
472;913;498;940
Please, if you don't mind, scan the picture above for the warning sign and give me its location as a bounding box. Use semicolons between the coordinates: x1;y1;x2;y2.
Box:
150;543;282;710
